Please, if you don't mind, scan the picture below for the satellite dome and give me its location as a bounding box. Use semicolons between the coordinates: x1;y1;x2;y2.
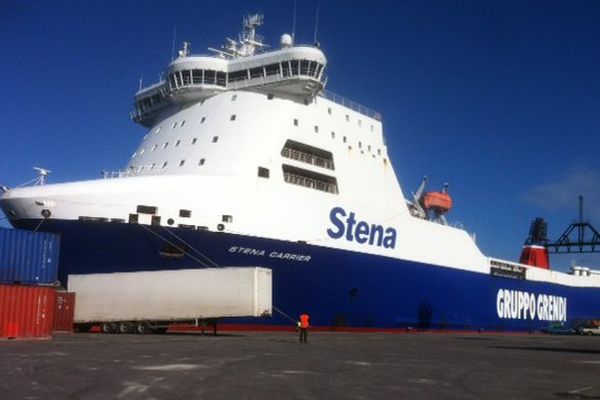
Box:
280;33;293;48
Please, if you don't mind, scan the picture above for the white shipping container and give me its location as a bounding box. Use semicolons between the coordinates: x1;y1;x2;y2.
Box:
69;267;272;323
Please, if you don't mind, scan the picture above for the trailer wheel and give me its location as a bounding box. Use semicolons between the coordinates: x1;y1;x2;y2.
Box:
100;322;117;334
133;322;151;334
118;322;133;334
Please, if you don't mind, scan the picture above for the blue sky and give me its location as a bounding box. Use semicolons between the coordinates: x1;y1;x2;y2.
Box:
1;1;599;270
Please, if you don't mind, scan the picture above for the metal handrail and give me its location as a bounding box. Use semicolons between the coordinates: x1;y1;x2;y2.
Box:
281;147;334;170
283;171;338;194
320;90;382;121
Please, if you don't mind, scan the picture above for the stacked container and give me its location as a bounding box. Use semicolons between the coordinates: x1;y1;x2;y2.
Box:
0;227;62;340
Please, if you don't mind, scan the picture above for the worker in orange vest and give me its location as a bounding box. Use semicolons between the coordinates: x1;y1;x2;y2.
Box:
298;312;310;343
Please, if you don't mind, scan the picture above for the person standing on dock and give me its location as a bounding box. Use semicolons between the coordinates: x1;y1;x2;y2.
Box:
298;312;310;343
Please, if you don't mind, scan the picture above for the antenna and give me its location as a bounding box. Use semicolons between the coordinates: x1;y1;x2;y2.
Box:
292;0;297;40
171;26;177;61
313;0;321;45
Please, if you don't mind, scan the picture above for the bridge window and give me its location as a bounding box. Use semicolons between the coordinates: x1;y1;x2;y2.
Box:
182;70;192;85
192;69;202;84
282;164;338;194
308;61;317;77
200;117;206;124
230;114;236;121
281;140;335;170
191;138;197;145
314;125;319;133
293;118;298;126
198;158;205;166
204;70;216;85
331;131;335;139
300;60;310;75
179;160;185;167
265;63;279;76
282;61;291;77
315;64;323;78
291;60;299;76
228;70;247;82
161;161;168;169
216;71;226;86
163;142;169;149
169;75;177;90
212;136;219;143
151;144;158;151
175;140;181;147
250;67;264;79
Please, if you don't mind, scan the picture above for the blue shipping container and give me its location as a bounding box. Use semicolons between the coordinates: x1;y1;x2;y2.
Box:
0;227;60;284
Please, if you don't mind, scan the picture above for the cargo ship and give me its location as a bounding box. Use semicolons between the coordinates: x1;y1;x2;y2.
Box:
1;14;599;331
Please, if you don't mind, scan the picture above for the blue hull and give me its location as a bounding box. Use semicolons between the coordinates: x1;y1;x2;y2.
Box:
13;219;600;331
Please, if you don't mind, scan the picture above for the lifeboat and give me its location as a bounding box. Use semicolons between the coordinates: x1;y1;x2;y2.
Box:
423;191;453;214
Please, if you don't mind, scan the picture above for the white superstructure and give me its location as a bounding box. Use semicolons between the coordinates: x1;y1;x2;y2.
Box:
2;14;599;289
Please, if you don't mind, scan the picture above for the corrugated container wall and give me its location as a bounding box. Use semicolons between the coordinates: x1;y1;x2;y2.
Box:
52;292;75;332
0;284;56;340
0;227;60;284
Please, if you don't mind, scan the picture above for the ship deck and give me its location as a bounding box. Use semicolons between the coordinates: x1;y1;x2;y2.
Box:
2;331;599;399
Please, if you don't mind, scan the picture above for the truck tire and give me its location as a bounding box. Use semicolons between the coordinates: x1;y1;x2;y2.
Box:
118;322;133;334
133;321;151;334
100;322;117;334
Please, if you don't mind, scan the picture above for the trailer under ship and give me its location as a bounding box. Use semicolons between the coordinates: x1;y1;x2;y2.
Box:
1;14;599;331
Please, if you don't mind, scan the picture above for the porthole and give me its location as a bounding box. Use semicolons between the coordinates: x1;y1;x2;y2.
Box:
167;218;174;226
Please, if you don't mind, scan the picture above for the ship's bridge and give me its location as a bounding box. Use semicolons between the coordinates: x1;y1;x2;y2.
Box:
132;15;328;127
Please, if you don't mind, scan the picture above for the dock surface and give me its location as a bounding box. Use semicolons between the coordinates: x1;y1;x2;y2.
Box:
1;331;599;399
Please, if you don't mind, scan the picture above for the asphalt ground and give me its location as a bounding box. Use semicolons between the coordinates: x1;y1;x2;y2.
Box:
1;331;599;400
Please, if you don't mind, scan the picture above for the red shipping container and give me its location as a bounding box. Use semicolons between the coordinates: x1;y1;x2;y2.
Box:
52;292;75;332
0;284;55;340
